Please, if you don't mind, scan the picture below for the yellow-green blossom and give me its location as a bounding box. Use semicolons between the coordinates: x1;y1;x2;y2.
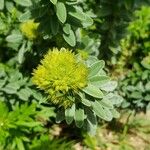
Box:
20;20;39;40
32;48;88;108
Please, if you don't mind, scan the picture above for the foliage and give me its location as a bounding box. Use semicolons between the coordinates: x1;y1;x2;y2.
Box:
32;47;123;135
83;112;150;150
17;0;93;47
119;66;150;111
0;101;55;150
30;135;74;150
114;6;150;112
114;6;150;73
81;0;150;60
0;0;150;149
0;64;46;105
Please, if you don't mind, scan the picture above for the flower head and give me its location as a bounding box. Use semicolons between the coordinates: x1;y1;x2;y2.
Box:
20;20;39;40
32;48;88;108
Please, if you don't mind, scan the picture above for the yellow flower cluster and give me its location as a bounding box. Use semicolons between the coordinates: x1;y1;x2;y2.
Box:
32;48;88;108
20;20;39;40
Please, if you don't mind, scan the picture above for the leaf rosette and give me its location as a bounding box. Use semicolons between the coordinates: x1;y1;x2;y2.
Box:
32;48;123;134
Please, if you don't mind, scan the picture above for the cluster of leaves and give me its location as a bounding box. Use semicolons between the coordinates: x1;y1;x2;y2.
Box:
0;0;96;70
0;101;55;150
114;6;150;73
0;0;36;70
80;0;150;61
17;0;93;47
0;64;45;105
52;53;123;135
83;112;150;150
120;66;150;111
30;135;74;150
114;6;150;112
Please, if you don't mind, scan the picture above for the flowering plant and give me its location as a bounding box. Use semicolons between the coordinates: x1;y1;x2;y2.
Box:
33;48;123;134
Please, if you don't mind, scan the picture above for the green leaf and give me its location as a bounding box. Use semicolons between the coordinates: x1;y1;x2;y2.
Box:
19;11;31;22
82;15;93;27
0;66;5;78
0;79;6;88
56;2;67;23
3;82;20;94
37;106;55;120
0;18;5;31
14;0;32;7
86;108;97;126
103;93;123;105
0;0;4;10
99;99;114;109
5;1;14;12
78;92;91;106
68;7;93;27
126;85;136;92
145;82;150;91
88;60;105;77
56;109;65;123
89;75;110;87
50;16;59;35
74;107;84;128
110;109;120;118
9;71;22;82
92;101;113;121
85;109;97;135
6;34;23;43
16;121;41;127
85;56;98;66
142;71;148;80
99;81;117;91
65;104;75;125
17;88;31;101
130;91;143;99
16;138;25;150
69;8;85;21
32;90;45;101
144;94;150;101
81;98;91;107
63;29;76;46
136;82;144;92
50;0;57;5
18;42;26;64
0;101;8;118
83;84;103;99
63;24;71;35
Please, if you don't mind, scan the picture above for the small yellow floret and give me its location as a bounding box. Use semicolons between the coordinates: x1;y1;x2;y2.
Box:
32;48;88;108
20;20;39;40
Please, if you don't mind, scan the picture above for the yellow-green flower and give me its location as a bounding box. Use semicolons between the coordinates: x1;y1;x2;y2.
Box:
32;48;88;108
20;20;39;40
